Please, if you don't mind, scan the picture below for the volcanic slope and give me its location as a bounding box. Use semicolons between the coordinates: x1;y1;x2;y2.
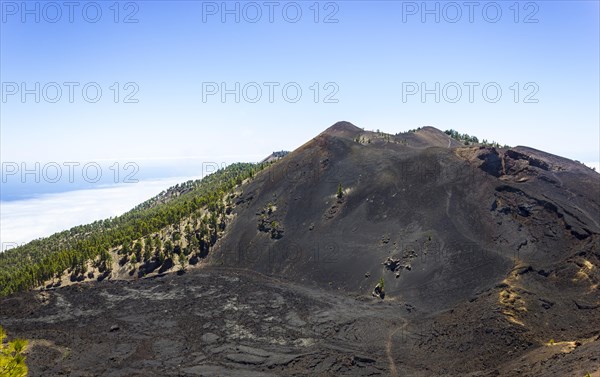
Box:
209;121;600;374
213;122;598;306
1;121;599;376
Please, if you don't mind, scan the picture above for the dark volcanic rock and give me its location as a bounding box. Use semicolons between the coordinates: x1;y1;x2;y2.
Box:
1;268;393;376
2;122;599;377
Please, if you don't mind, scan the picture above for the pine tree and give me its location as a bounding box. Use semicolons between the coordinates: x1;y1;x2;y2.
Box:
178;252;188;272
0;326;28;377
164;240;174;259
337;183;344;199
0;163;264;296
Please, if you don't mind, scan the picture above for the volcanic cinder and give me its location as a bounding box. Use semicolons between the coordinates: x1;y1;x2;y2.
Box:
1;122;599;376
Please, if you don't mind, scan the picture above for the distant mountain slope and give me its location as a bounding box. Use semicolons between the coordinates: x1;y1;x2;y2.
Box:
0;163;264;296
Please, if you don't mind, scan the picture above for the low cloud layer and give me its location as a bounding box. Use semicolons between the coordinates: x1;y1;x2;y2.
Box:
0;176;198;251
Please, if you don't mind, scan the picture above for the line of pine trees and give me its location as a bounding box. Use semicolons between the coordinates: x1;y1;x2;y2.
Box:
0;162;266;297
444;129;509;148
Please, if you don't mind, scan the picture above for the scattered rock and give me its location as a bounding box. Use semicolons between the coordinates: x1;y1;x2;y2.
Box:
372;283;385;299
257;212;284;240
225;353;265;365
539;298;554;310
515;265;533;275
537;269;551;277
573;300;600;310
352;355;376;364
383;257;402;272
201;333;220;344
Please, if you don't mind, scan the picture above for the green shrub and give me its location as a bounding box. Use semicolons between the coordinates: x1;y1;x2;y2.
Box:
178;253;188;272
0;326;29;377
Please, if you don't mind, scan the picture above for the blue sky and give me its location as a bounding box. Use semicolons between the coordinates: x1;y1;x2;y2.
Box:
0;1;599;244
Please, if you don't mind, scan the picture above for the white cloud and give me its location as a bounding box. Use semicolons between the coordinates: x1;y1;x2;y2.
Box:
0;176;198;250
